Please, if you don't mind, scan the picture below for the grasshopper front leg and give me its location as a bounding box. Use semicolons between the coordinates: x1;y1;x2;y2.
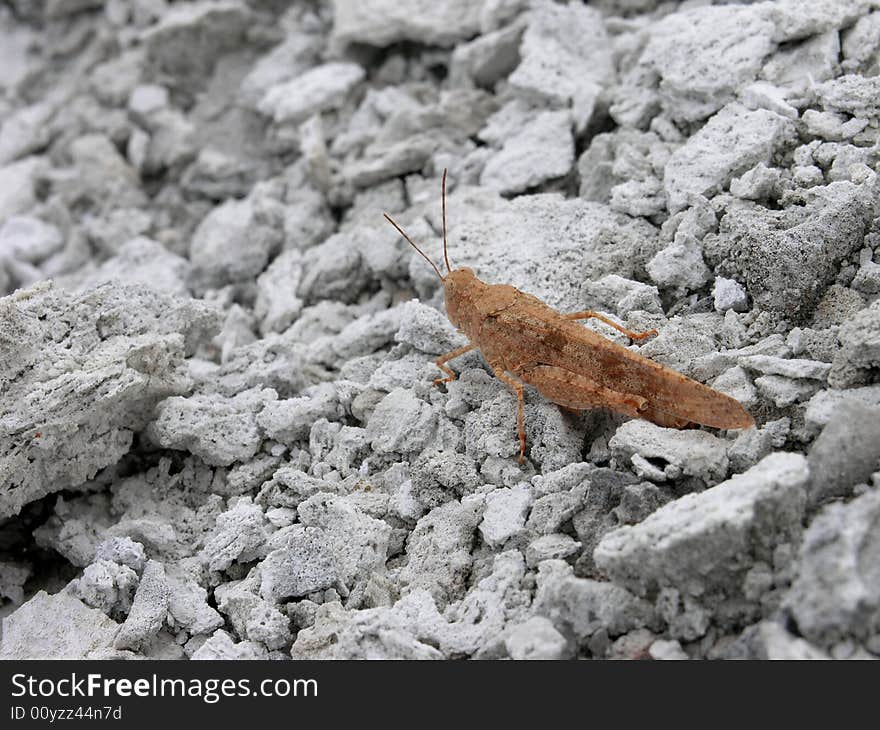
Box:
434;343;477;385
565;311;657;341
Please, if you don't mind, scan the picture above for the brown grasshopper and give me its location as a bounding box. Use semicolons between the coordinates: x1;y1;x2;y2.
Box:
384;170;755;463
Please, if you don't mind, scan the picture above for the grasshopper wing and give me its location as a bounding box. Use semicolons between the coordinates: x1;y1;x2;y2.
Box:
486;293;754;430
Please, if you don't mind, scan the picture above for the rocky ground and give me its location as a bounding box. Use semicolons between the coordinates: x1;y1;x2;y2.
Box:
1;0;879;660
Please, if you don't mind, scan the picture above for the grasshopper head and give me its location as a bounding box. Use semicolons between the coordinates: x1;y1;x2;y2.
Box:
443;267;477;328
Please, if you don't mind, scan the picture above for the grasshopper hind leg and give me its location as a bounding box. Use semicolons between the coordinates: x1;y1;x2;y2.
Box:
565;311;658;341
516;364;649;420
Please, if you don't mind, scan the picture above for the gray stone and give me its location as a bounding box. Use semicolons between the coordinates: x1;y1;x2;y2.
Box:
740;81;798;119
532;560;657;642
807;401;880;506
609;420;730;484
829;300;880;388
73;559;139;618
254;250;303;336
842;11;880;74
649;639;689;660
526;488;585;535
647;239;711;293
480;109;574;195
589;274;662;317
165;564;224;636
595;453;808;633
78;237;190;297
366;387;437;455
259;526;338;602
425;187;660;311
755;375;820;408
398;498;482;608
149;388;275;467
739;355;831;381
786;487;880;646
257;384;345;445
635;5;776;123
114;560;169;650
705;180;877;323
142;1;250;95
509;1;613;129
713;277;749;313
258;63;365;125
0;157;41;221
450;20;525;89
331;0;482;47
479;484;532;548
0;560;30;605
395;299;468;356
0;216;62;264
729;163;781;201
58;135;146;211
191;629;269;660
200;498;269;573
297;493;391;593
189;194;283;290
664;103;796;213
244;602;292;650
727;418;790;473
0;590;119;659
297;231;370;305
0;101;55;165
711;366;758;411
0;282;218;518
804;386;880;435
735;621;829;660
814;74;880;121
525;533;582;568
505;616;570;660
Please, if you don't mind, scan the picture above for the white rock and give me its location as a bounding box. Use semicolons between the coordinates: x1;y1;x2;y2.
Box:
479;484;532;548
0;591;119;659
366;388;437;455
649;638;689;660
804;385;880;434
505;616;569;660
664;103;796;213
524;533;582;568
259;526;338;602
258;63;365;125
713;277;749;312
0;101;54;164
786;488;880;645
480;109;574;195
254;250;304;336
150;388;276;468
647;240;711;292
509;1;613;129
114;560;169;650
609;420;730;484
729;162;781;200
637;5;776;122
594;453;808;608
331;0;482;47
0;157;40;221
0;216;62;263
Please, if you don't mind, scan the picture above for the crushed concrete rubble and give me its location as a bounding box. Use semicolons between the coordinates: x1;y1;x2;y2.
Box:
1;0;879;661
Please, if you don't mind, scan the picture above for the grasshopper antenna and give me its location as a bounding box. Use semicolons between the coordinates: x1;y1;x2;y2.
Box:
441;168;452;274
383;213;445;281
